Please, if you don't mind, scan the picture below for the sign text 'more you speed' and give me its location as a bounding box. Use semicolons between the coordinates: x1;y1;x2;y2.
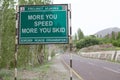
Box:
19;5;68;44
23;13;65;34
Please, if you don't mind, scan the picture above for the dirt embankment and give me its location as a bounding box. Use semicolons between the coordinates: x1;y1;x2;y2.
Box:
80;44;114;52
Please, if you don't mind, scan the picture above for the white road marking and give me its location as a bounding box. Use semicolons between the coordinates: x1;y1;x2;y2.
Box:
87;62;100;67
88;62;98;66
79;61;84;63
103;67;120;74
88;62;95;65
88;62;94;65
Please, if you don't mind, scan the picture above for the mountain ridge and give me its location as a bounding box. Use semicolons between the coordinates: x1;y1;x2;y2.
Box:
94;27;120;37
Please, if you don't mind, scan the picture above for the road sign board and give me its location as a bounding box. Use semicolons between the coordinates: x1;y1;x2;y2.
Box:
19;4;69;44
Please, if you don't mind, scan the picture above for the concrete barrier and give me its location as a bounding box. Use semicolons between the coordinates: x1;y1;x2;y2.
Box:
79;51;120;62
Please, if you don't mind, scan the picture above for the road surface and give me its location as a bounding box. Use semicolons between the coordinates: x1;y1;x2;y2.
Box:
62;54;120;80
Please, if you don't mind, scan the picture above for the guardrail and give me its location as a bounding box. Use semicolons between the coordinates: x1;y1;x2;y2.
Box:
78;51;120;62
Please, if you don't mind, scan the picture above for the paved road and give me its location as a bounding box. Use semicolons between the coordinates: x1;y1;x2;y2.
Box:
62;54;120;80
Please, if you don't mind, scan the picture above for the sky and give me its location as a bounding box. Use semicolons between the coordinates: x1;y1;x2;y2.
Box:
53;0;120;35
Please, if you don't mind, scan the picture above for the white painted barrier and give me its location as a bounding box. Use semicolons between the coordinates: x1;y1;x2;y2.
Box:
79;51;120;62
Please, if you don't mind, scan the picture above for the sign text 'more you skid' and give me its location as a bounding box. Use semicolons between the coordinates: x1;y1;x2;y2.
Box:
19;4;69;44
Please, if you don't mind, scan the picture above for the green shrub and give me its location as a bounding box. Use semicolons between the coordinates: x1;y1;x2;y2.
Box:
112;40;120;47
76;37;101;49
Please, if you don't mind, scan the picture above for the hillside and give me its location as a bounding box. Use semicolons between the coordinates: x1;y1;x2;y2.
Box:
95;27;120;37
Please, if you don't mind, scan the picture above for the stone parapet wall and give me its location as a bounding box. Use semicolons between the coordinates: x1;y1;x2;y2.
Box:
79;51;120;62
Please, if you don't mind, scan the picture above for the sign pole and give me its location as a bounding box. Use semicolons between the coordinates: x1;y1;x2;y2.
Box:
14;5;18;80
70;36;72;80
69;4;72;80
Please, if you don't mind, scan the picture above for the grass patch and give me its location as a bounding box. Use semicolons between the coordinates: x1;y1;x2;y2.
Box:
115;47;120;50
103;47;120;51
100;47;114;51
24;62;52;72
0;62;52;80
0;69;13;80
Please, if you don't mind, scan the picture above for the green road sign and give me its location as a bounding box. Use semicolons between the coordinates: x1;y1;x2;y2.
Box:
19;4;69;44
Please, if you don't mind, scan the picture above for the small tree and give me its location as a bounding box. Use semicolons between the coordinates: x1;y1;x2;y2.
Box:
74;33;77;42
111;31;116;40
77;28;84;40
117;32;120;40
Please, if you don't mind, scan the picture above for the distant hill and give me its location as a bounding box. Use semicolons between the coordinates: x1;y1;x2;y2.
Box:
94;27;120;37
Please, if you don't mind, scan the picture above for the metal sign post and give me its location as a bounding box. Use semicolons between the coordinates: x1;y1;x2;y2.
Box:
68;4;72;80
70;36;72;80
14;5;19;80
